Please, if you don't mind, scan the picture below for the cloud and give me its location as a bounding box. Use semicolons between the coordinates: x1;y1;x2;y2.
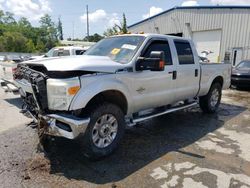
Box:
142;6;163;19
181;0;199;6
210;0;250;5
80;9;107;23
0;0;5;9
80;9;121;28
1;0;51;20
108;13;120;27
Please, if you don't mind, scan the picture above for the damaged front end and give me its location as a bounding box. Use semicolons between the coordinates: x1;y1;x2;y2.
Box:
14;64;90;140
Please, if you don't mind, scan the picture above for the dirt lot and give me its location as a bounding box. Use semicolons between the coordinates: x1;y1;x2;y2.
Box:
0;88;250;188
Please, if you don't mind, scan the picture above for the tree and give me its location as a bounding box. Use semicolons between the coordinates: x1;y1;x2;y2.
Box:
103;13;128;37
0;10;4;24
36;38;45;52
83;33;103;42
3;12;16;24
18;17;31;28
0;10;58;53
103;27;119;37
0;32;28;52
39;14;58;50
26;39;36;53
57;17;63;40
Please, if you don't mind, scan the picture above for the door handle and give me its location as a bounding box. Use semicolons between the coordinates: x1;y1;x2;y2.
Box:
169;71;177;80
195;69;199;77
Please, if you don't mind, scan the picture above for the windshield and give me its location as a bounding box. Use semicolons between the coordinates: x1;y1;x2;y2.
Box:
46;48;70;57
236;61;250;69
85;36;145;64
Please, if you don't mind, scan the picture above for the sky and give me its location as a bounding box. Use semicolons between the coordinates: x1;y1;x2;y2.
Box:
0;0;250;39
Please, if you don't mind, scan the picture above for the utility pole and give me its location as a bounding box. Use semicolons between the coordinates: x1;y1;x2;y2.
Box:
72;22;75;40
86;5;90;41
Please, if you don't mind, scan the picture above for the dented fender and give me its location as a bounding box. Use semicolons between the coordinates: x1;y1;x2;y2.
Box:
69;75;133;115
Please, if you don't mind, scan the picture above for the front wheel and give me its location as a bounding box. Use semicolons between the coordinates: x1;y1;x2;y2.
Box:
199;83;222;114
81;103;125;159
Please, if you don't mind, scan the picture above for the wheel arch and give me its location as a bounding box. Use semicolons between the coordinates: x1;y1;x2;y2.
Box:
212;76;224;87
84;90;128;115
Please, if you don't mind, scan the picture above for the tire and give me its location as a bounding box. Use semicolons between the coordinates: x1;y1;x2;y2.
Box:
199;83;222;114
81;103;125;159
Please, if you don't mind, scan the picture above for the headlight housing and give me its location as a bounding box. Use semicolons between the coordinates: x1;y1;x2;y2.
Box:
47;77;81;110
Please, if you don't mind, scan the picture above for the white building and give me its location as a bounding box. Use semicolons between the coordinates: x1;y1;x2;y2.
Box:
128;6;250;65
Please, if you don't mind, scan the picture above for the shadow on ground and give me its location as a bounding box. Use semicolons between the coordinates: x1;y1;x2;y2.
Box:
4;97;23;109
38;103;246;184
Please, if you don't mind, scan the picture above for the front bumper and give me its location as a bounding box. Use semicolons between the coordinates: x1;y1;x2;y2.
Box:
40;114;90;139
15;65;90;140
231;76;250;87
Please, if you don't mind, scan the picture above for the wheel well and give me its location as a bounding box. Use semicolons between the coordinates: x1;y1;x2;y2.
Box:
84;90;128;115
212;76;223;87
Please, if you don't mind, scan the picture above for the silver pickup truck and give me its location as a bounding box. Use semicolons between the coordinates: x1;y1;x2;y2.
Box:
14;34;231;159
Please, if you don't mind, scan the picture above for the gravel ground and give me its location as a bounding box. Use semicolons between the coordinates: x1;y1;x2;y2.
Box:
0;88;250;188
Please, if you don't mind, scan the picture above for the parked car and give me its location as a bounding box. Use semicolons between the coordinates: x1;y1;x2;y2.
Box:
231;60;250;88
0;46;86;92
14;34;231;159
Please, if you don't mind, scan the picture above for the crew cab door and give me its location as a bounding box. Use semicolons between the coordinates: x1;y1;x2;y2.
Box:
173;39;200;101
130;38;177;112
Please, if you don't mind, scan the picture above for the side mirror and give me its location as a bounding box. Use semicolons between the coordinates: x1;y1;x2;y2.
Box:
136;51;165;71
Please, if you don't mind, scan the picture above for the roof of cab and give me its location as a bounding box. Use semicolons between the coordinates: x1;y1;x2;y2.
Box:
53;46;84;50
111;33;187;41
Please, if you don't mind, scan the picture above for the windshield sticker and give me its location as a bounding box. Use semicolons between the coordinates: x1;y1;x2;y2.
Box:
121;44;137;50
111;48;121;55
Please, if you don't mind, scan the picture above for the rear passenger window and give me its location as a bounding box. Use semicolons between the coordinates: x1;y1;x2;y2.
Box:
174;41;195;65
143;40;172;65
75;50;85;55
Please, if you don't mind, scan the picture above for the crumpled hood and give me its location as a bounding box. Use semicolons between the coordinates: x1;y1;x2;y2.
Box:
23;55;128;73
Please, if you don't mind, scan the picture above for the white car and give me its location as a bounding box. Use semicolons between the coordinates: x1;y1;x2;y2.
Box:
15;34;231;159
0;46;86;92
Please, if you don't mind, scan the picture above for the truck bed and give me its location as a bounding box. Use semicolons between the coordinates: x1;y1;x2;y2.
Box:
199;62;231;96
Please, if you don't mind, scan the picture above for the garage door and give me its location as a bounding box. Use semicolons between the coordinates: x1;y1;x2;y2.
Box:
193;30;222;63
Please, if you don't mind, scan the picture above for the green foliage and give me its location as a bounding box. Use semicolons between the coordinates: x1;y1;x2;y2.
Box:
83;33;104;42
26;39;36;53
0;11;62;53
103;13;128;37
57;17;63;40
0;31;28;52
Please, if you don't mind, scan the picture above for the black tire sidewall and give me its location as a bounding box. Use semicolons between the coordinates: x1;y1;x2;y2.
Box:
82;103;125;159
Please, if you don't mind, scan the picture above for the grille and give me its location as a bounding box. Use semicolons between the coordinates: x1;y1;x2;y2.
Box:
15;65;48;113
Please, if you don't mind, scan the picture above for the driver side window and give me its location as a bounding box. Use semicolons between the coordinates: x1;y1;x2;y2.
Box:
143;40;173;65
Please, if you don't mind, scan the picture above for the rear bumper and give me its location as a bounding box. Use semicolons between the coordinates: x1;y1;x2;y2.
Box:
231;77;250;87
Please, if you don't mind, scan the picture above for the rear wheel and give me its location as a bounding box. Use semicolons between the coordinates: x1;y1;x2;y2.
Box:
81;103;125;159
199;83;222;114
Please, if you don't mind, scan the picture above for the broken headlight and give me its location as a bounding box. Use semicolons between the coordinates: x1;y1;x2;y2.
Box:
47;77;81;110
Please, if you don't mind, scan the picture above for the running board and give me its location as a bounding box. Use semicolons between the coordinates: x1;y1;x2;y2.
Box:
130;102;197;125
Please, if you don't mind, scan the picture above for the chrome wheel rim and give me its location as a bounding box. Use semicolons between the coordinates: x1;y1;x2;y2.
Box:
210;89;220;107
92;114;118;148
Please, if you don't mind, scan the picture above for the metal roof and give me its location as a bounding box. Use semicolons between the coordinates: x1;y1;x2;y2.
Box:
128;5;250;28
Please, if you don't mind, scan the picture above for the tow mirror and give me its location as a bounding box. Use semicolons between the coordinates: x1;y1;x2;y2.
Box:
136;51;165;71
